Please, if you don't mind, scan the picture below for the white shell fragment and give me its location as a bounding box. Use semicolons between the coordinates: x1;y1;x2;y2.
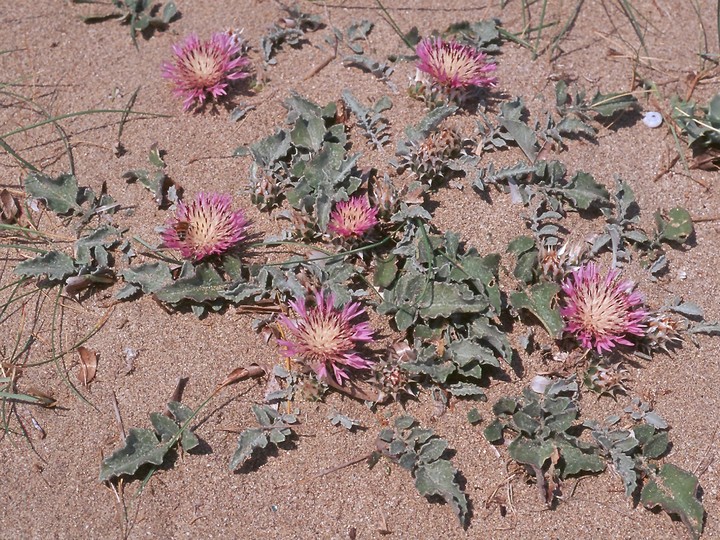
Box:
643;111;663;128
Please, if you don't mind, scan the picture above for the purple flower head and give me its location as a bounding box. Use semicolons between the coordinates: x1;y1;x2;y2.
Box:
327;196;379;239
560;262;648;354
415;37;497;100
161;192;250;261
277;291;374;385
162;33;250;111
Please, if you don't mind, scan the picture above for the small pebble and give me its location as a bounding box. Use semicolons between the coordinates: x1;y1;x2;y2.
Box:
643;111;663;128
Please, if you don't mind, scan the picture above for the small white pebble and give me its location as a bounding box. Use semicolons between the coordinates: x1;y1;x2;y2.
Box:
643;111;663;128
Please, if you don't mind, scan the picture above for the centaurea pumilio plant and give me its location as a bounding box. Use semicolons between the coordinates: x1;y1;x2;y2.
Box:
277;291;374;385
560;262;647;354
327;196;379;240
162;33;250;111
161;193;250;261
415;37;497;104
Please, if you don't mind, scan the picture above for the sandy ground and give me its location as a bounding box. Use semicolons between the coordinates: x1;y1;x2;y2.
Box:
1;1;719;538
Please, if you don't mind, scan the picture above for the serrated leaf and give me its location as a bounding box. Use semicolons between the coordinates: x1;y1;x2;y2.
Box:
510;283;563;338
655;207;694;244
121;262;173;295
560;445;605;477
669;302;704;318
448;339;499;368
166;401;200;451
394;415;416;431
467;408;482;425
484;419;504;442
418;282;489;319
493;396;518;416
403;105;458;143
154;263;224;304
25;172;81;215
418;439;448;463
613;451;638;496
74;225;120;265
414;460;468;526
498;98;538;162
447;381;486;397
642;432;669;459
508;436;554;469
561;171;610;210
99;428;168;482
513;410;540;435
229;428;269;471
507;235;535;255
641;464;704;540
150;412;179;443
15;251;75;281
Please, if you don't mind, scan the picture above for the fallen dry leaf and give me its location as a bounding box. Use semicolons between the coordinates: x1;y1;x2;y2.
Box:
76;346;98;387
0;189;20;224
216;364;266;390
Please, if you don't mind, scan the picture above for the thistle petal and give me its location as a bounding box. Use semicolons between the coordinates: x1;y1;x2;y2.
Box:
277;291;375;385
160;192;250;261
560;262;647;353
162;32;250;111
327;196;379;239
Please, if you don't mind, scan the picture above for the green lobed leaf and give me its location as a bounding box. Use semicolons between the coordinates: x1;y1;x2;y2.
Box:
508;436;554;469
509;282;563;338
403;105;458;143
642;432;669;460
560;445;605;477
228;428;269;471
414;459;469;527
99;428;168;482
154;263;225;304
467;408;482;425
484;419;504;442
25;172;81;215
655;207;694;244
418;439;449;463
15;251;75;281
418;282;489;319
166;401;200;451
74;225;121;266
641;464;704;540
560;171;610;210
121;262;173;295
498;98;538;162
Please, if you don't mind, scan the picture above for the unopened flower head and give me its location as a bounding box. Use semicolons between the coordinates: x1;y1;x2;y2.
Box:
415;37;497;102
277;291;374;384
161;193;249;261
560;262;647;354
327;196;379;239
162;33;250;111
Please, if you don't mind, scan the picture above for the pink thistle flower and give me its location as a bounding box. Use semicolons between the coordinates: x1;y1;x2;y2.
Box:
327;196;379;239
560;262;648;354
162;33;250;111
161;193;250;261
277;291;374;385
415;37;497;102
